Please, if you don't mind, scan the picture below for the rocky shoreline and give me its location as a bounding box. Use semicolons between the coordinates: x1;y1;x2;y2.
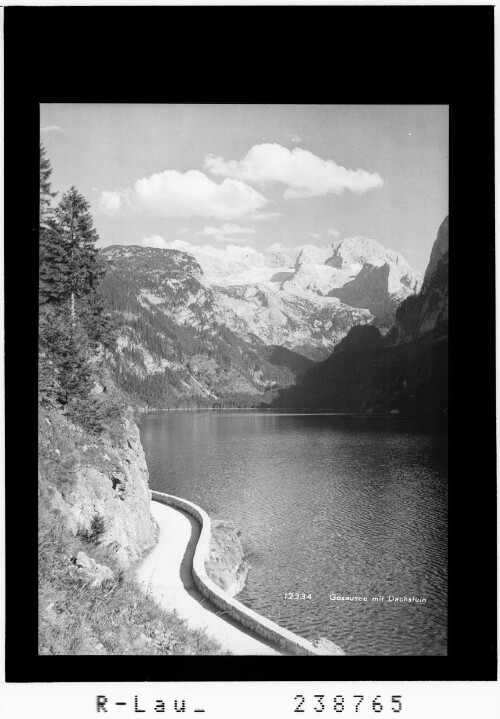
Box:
205;520;251;597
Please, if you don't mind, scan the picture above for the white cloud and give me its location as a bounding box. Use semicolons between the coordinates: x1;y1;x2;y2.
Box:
98;169;268;220
141;234;170;249
142;237;265;267
41;125;63;133
205;143;384;198
196;243;261;261
327;228;341;238
99;190;124;214
166;239;194;251
139;238;304;278
198;222;256;243
251;211;282;221
141;235;257;260
289;133;303;144
308;232;322;241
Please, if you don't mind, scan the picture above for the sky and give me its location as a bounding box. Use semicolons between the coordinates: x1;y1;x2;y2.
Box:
40;104;448;273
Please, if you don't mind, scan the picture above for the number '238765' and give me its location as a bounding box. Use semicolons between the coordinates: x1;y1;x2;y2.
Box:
294;695;402;713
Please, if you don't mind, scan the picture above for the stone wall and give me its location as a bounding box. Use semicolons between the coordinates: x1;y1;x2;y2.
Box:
151;490;345;657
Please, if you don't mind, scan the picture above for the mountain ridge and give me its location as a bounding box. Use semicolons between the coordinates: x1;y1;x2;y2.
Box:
101;246;311;407
99;231;424;408
273;216;449;415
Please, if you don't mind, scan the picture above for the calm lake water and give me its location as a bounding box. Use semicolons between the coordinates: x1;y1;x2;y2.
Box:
140;410;447;656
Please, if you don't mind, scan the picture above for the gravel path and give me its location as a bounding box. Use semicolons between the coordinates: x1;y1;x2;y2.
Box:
136;500;287;655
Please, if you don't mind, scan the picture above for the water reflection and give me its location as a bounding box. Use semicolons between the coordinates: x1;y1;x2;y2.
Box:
140;411;447;655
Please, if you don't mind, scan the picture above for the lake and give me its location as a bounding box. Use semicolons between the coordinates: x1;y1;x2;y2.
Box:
140;410;447;656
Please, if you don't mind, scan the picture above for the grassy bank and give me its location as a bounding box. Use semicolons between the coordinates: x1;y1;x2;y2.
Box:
39;496;228;655
38;394;229;656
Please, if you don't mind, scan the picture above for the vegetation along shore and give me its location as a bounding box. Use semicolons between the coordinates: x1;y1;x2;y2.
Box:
38;145;234;655
38;131;448;654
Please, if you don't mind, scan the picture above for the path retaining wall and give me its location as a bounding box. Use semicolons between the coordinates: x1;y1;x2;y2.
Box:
151;490;345;657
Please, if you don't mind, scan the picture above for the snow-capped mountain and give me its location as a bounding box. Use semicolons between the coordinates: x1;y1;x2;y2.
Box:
328;260;421;325
100;233;421;407
214;284;372;358
101;246;320;407
101;240;372;356
161;242;294;287
281;237;422;323
174;236;421;327
275;217;449;415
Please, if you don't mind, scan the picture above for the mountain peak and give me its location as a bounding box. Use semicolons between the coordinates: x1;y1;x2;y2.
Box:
328;259;421;326
327;235;412;272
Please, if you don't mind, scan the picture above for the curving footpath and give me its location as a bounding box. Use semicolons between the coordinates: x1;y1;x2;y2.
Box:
136;491;345;656
137;499;286;654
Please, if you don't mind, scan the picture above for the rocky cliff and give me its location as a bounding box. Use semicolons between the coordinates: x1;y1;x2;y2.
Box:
100;245;374;407
214;283;372;358
100;232;422;407
101;246;307;407
38;400;228;655
282;236;421;327
390;216;448;344
205;520;251;597
328;260;421;327
39;403;157;568
275;218;448;416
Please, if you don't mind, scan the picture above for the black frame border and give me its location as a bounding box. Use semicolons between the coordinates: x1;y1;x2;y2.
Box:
4;5;496;682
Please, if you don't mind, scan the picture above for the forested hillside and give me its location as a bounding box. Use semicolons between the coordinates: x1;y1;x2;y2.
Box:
100;246;310;408
38;145;225;656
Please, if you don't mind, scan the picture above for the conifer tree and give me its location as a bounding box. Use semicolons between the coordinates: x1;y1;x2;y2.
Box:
40;186;113;348
40;142;57;228
39;149;114;410
39;309;92;405
52;187;101;314
39;143;64;305
39;223;73;307
38;351;60;407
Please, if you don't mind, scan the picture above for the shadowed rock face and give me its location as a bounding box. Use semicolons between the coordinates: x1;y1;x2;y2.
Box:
282;236;421;326
99;230;423;407
328;260;421;327
391;216;448;344
100;245;375;406
422;215;449;293
273;217;449;417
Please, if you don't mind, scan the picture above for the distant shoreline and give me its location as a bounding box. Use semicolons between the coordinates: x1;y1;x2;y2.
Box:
140;407;446;418
138;408;448;430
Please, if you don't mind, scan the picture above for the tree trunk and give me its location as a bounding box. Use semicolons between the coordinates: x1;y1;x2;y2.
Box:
69;200;75;327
